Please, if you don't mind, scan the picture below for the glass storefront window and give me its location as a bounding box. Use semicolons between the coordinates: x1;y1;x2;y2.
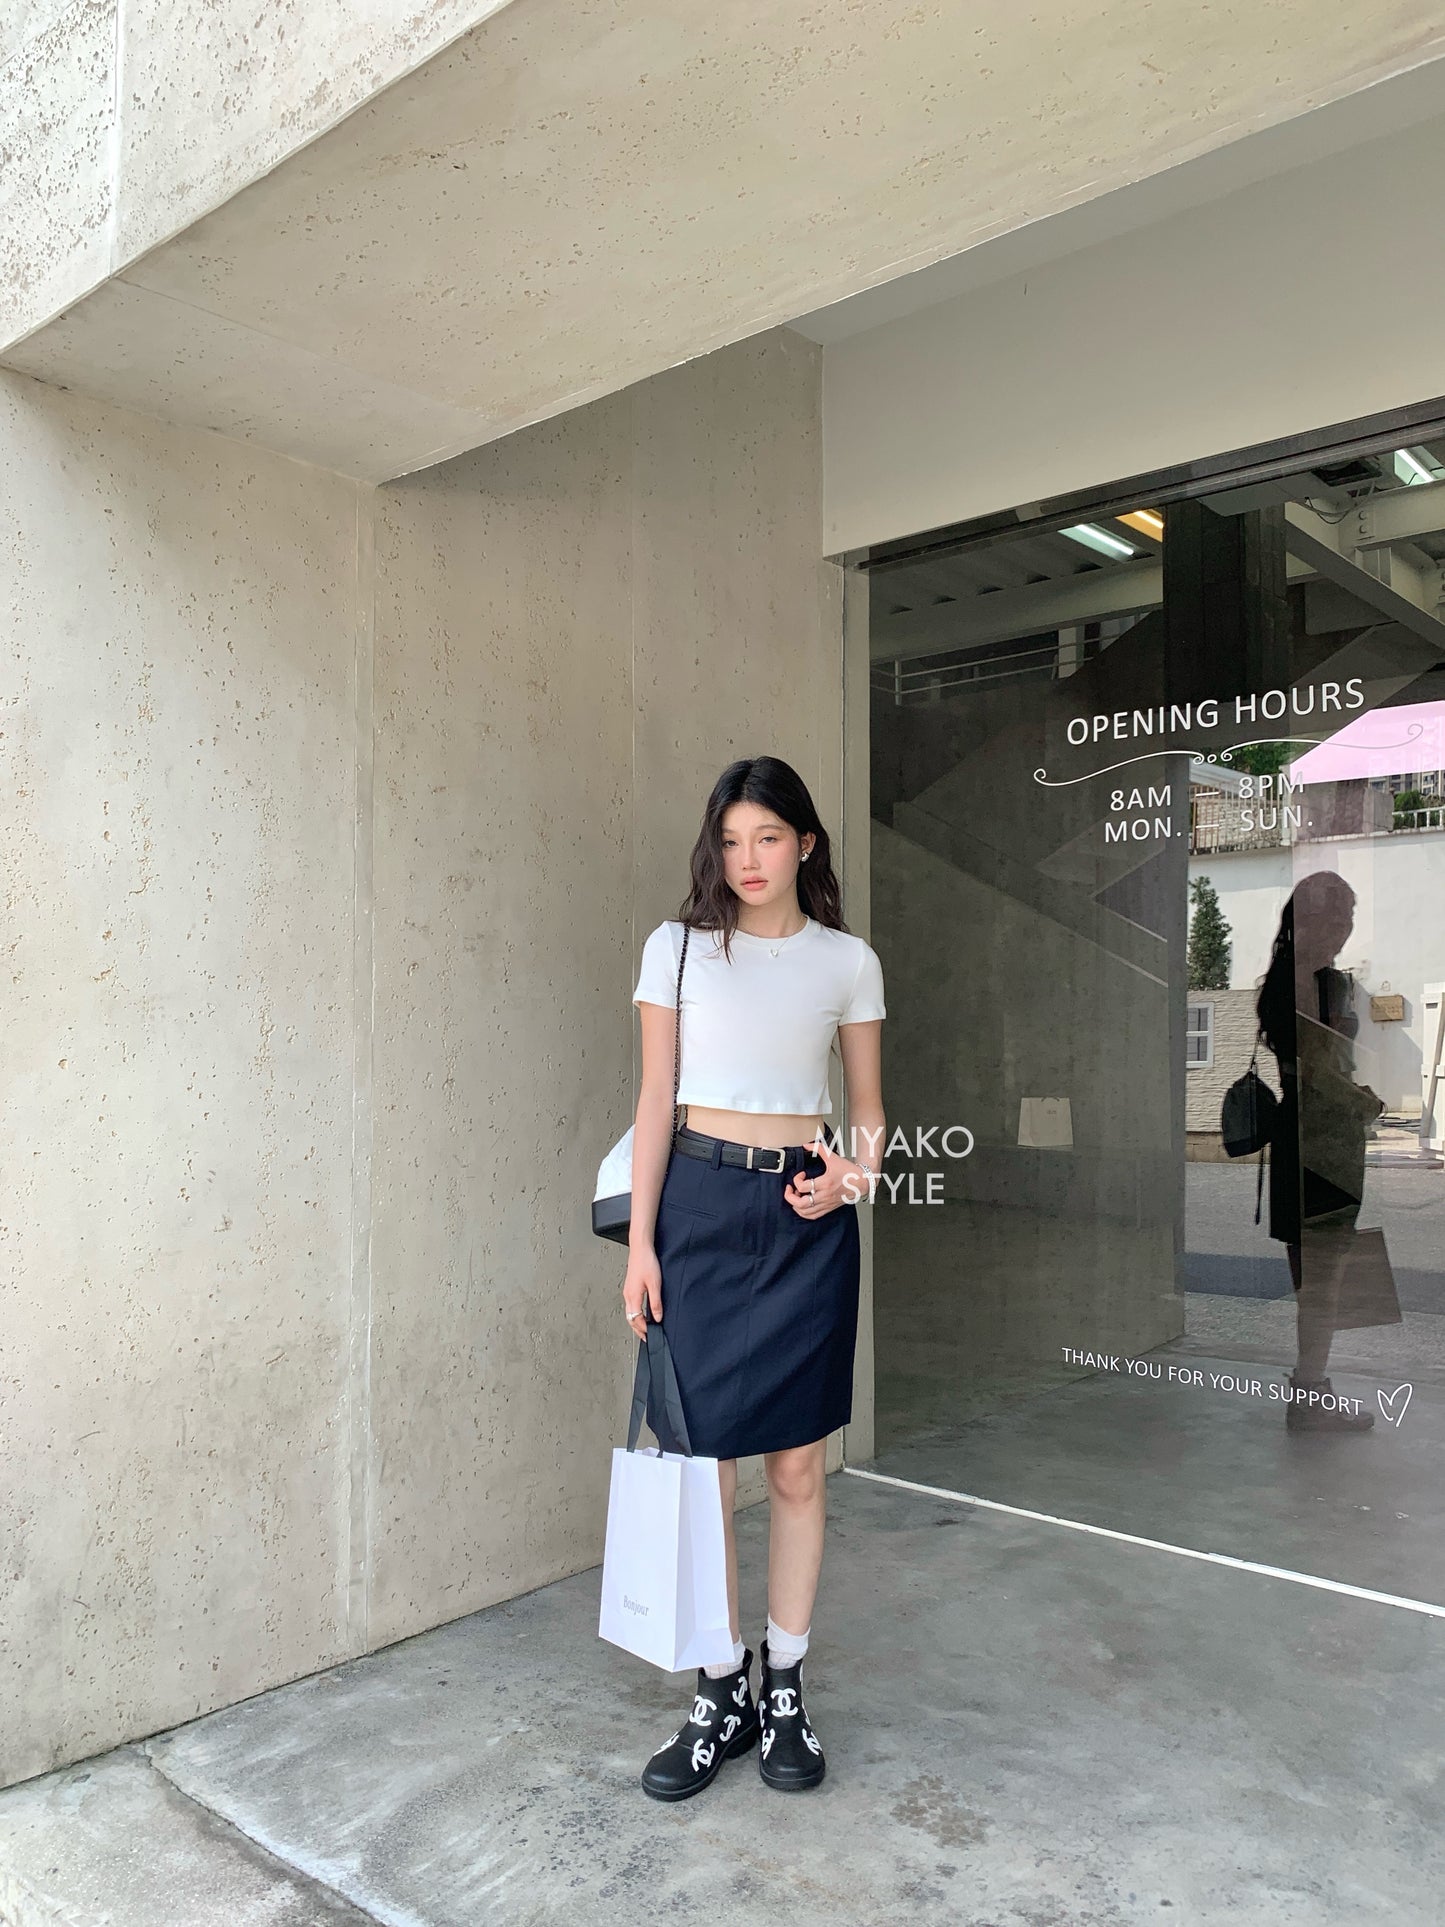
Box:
858;442;1445;1609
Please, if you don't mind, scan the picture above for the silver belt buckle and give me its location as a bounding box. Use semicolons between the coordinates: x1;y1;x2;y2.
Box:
746;1144;785;1173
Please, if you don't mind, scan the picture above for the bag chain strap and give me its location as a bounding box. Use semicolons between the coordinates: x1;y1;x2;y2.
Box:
672;923;691;1135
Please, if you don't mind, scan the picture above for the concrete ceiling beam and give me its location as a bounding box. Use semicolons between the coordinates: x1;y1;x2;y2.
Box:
6;5;1445;479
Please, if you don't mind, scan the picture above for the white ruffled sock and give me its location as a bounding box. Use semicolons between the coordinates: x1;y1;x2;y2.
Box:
704;1636;746;1680
765;1614;809;1669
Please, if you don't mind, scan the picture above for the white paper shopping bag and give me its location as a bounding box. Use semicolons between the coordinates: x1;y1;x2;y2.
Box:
598;1446;734;1670
597;1320;734;1671
1018;1095;1073;1148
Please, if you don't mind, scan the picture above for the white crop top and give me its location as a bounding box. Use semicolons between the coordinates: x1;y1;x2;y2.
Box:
632;917;886;1117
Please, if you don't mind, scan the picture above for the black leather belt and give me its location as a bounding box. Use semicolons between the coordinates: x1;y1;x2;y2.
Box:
671;1125;812;1175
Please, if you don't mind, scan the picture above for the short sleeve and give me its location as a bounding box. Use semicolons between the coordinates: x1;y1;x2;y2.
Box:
632;921;680;1007
840;941;886;1022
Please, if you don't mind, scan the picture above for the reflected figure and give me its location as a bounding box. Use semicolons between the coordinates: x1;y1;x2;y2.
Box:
1256;872;1384;1433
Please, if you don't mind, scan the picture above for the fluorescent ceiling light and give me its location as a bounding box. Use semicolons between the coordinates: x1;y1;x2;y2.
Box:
1393;447;1438;486
1117;508;1164;539
1062;522;1136;560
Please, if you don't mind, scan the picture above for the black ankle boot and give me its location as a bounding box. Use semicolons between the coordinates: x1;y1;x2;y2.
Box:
640;1649;758;1801
1285;1372;1375;1433
757;1637;826;1791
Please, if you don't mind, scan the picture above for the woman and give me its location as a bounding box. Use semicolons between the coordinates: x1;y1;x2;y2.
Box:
624;755;886;1799
1256;870;1382;1433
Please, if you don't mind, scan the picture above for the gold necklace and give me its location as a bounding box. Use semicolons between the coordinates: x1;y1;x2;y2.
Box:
766;918;807;958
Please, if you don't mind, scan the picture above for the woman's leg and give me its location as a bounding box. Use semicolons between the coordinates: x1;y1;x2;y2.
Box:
763;1438;828;1636
701;1457;743;1680
756;1438;831;1790
718;1456;741;1644
1292;1232;1339;1382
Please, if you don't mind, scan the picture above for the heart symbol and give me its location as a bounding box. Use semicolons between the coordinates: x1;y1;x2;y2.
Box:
1377;1383;1413;1426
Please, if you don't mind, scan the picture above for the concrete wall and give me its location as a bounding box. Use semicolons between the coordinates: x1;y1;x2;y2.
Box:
1192;830;1445;1114
0;325;839;1786
361;329;843;1647
1;369;362;1786
9;6;1445;481
825;109;1445;553
0;0;516;343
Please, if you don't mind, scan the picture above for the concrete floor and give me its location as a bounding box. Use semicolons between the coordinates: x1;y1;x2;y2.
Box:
866;1343;1445;1598
2;1471;1442;1926
872;1161;1445;1603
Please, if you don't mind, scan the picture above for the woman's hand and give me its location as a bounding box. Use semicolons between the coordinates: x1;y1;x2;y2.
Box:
784;1139;868;1218
623;1244;663;1339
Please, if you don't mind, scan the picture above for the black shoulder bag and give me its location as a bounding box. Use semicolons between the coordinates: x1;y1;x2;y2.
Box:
1220;1028;1279;1224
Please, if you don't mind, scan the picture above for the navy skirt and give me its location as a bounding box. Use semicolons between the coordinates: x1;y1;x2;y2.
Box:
643;1125;861;1459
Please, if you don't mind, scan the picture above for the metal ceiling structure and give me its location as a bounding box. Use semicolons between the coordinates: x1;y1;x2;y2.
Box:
869;438;1445;703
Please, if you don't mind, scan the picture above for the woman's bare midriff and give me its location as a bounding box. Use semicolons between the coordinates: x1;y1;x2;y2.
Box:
680;1103;825;1150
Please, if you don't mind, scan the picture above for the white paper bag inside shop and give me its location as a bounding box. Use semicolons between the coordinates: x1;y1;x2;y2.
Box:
1018;1095;1074;1148
599;1445;736;1671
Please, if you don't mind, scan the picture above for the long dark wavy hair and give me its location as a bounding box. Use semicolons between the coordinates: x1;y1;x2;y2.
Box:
674;756;847;964
1256;871;1356;1063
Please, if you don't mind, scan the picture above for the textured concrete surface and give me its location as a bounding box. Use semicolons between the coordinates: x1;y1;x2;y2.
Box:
0;368;363;1788
2;1472;1441;1925
0;0;116;341
0;328;840;1786
0;277;494;481
360;328;836;1650
0;0;518;342
0;1750;377;1927
8;5;1445;475
111;0;518;267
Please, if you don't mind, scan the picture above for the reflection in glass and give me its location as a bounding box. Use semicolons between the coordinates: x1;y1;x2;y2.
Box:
1256;874;1394;1428
861;447;1445;1608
